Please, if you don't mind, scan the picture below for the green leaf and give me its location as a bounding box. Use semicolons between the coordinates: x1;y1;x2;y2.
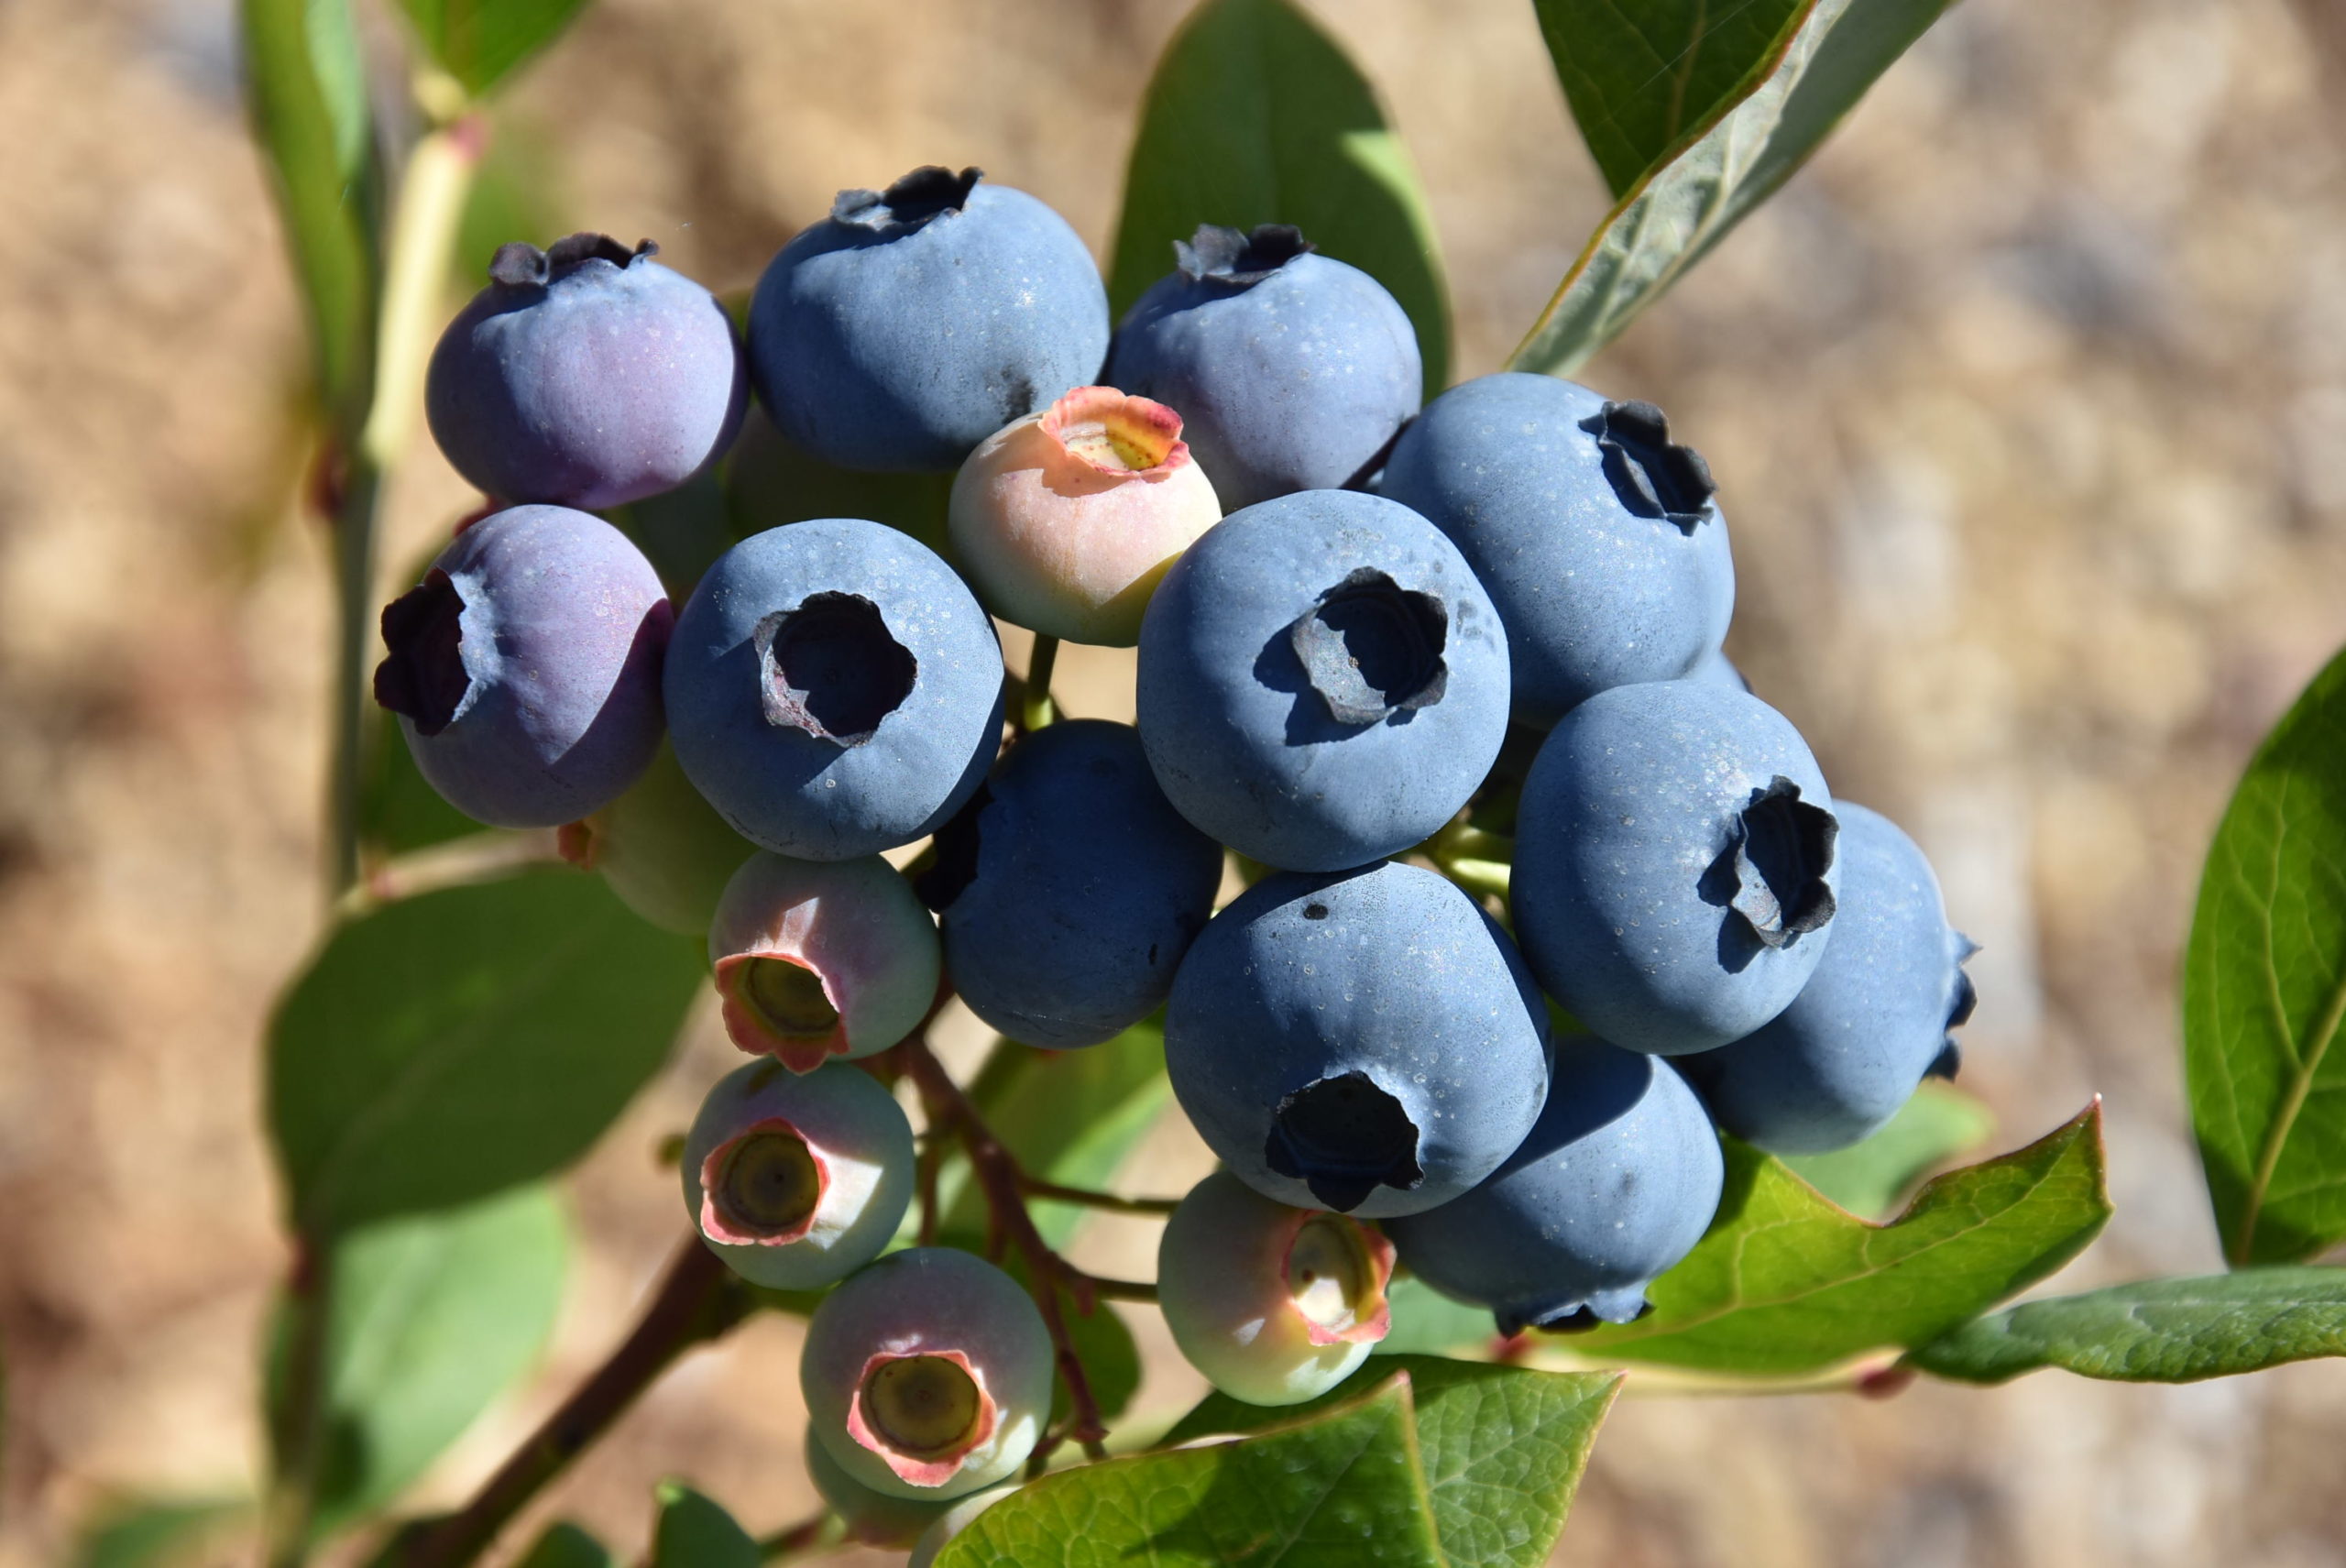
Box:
1511;0;1955;377
2187;645;2346;1265
240;0;379;422
1907;1267;2346;1386
1781;1082;1996;1219
268;867;704;1236
942;1022;1172;1249
394;0;594;97
1375;1275;1500;1358
1107;0;1450;396
72;1498;249;1568
1563;1102;2111;1376
511;1521;615;1568
649;1483;759;1568
286;1185;567;1535
1162;1356;1619;1568
1538;0;1805;197
934;1372;1443;1568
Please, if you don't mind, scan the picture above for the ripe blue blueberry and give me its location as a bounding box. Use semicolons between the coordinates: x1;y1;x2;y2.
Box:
1384;1033;1724;1333
664;519;1004;860
749;167;1111;474
426;235;747;510
801;1247;1054;1501
1165;861;1550;1217
374;505;670;828
1105;225;1420;509
681;1058;915;1290
1377;373;1735;726
1135;488;1509;872
921;719;1222;1049
707;851;941;1073
1511;679;1841;1056
1157;1170;1393;1405
1680;802;1977;1152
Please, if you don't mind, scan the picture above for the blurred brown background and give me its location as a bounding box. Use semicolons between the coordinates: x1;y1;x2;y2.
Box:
5;0;2346;1562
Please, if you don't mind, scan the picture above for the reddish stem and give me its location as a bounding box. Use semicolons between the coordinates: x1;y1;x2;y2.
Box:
903;1037;1110;1460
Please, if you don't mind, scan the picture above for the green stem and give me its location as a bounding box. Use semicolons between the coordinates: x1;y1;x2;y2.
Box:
326;113;485;894
1439;857;1511;902
1019;1178;1180;1216
757;1512;846;1562
1020;635;1059;732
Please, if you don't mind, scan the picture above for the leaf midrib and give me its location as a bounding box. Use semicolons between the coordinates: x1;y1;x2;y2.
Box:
2231;774;2346;1265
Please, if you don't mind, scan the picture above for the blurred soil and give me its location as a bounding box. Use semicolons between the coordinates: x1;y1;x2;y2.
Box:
3;0;2346;1562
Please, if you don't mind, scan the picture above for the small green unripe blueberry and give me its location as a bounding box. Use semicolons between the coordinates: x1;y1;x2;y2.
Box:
802;1248;1054;1501
802;1419;952;1547
1157;1169;1394;1405
708;851;941;1071
949;386;1222;646
681;1058;914;1289
907;1481;1019;1567
559;740;758;936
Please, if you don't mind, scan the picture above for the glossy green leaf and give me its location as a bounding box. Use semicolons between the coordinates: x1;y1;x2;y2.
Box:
240;0;378;421
1565;1102;2110;1375
1781;1081;1996;1219
1908;1267;2346;1385
72;1498;249;1568
1375;1275;1500;1358
2187;645;2346;1265
649;1483;759;1568
269;867;704;1236
935;1373;1442;1568
395;0;594;97
1162;1356;1619;1568
1512;0;1955;377
511;1521;615;1568
942;1021;1172;1249
1107;0;1450;395
288;1185;568;1535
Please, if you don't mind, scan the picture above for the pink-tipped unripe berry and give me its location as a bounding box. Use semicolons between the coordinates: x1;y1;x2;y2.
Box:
682;1058;915;1289
802;1248;1054;1501
1157;1169;1394;1405
708;852;941;1072
948;386;1222;646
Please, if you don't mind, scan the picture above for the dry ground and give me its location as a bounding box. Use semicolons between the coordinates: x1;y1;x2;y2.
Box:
3;0;2345;1562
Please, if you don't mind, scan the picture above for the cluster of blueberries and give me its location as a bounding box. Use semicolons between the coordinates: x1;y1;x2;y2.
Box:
379;165;1975;1541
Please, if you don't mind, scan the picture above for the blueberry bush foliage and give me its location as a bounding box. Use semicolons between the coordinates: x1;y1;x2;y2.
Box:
94;0;2346;1562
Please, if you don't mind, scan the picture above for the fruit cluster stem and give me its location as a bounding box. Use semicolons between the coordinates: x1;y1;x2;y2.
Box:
1019;634;1060;733
902;1036;1113;1461
401;1241;751;1568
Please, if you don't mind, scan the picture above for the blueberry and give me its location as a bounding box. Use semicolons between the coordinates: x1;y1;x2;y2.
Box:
1135;488;1509;872
1157;1170;1393;1405
803;1421;952;1548
1165;861;1550;1217
922;720;1222;1050
557;740;757;937
948;387;1222;646
1680;802;1977;1152
750;167;1111;474
708;851;941;1073
1377;374;1735;726
1685;646;1750;692
907;1483;1019;1568
1384;1033;1724;1334
1511;679;1841;1056
681;1058;915;1289
664;519;1004;860
426;235;747;510
374;505;670;828
1105;225;1420;509
801;1248;1054;1501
